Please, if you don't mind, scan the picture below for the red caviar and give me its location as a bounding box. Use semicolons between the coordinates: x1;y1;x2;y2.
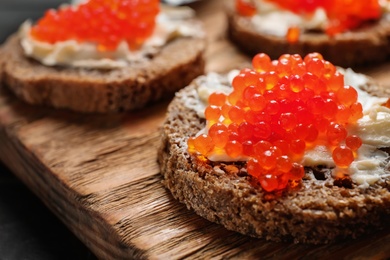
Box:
30;0;160;51
345;135;362;151
236;0;257;16
286;26;300;43
188;52;364;192
235;0;381;36
332;146;354;168
268;0;381;35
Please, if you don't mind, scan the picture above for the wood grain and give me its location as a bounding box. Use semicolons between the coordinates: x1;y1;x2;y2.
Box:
0;0;390;259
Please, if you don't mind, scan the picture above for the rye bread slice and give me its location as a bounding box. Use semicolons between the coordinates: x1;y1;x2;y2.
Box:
0;34;205;113
158;73;390;244
226;1;390;68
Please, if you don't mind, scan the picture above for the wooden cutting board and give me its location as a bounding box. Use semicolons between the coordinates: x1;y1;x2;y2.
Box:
1;0;390;258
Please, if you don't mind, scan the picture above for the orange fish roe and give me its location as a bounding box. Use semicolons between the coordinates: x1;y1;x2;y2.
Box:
382;98;390;109
188;52;364;192
286;26;300;43
269;0;381;35
236;0;257;16
30;0;160;51
235;0;381;36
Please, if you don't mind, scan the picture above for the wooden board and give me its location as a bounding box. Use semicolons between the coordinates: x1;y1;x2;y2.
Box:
1;0;390;258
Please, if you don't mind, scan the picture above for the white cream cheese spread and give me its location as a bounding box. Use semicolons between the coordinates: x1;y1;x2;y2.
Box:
188;68;390;188
250;0;327;37
20;5;203;69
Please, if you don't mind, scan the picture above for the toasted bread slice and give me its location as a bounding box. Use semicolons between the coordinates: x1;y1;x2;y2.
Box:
0;34;205;113
226;1;390;67
158;73;390;244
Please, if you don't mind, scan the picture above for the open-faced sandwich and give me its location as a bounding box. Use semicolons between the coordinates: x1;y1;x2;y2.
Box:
227;0;390;67
158;52;390;244
0;0;205;113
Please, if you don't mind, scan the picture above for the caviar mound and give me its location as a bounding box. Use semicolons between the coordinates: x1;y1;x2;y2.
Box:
264;0;380;35
30;0;160;51
0;34;205;113
226;0;390;67
158;73;390;244
187;53;363;193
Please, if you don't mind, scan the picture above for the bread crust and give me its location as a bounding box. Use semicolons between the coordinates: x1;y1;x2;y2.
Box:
0;34;205;113
226;1;390;68
158;75;390;244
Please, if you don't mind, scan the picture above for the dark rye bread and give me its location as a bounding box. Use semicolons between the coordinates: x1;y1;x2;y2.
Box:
158;74;390;244
226;1;390;68
0;34;205;113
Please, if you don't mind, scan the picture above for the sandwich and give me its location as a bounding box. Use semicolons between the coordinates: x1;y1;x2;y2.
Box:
158;52;390;244
0;0;205;113
227;0;390;67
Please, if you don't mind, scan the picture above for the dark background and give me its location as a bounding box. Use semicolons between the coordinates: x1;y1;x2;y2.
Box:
0;0;96;259
0;0;65;44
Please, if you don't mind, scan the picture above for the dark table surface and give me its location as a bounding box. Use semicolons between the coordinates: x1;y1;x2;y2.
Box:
0;0;97;259
0;163;96;259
